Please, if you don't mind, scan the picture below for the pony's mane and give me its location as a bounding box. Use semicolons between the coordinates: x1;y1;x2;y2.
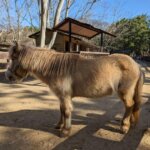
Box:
18;47;80;77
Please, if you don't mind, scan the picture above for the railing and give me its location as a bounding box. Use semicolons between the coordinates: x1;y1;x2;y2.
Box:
0;44;9;62
80;51;109;58
0;43;11;52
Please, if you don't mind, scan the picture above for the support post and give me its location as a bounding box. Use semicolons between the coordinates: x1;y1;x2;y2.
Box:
100;33;103;46
100;33;103;51
76;44;79;52
69;21;72;52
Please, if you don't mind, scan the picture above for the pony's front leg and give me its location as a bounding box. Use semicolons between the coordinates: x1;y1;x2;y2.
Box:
55;104;64;129
60;96;73;137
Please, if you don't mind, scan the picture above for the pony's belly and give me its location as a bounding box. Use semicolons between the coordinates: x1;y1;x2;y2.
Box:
73;86;113;98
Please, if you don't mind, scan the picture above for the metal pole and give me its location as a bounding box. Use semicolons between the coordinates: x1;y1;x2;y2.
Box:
100;33;103;51
69;21;72;52
100;33;103;47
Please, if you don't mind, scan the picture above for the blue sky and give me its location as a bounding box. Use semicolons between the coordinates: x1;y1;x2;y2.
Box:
96;0;150;23
106;0;150;21
69;0;150;23
118;0;150;15
0;0;150;28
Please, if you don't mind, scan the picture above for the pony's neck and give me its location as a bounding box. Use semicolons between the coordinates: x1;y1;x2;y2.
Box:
19;49;48;74
19;48;79;79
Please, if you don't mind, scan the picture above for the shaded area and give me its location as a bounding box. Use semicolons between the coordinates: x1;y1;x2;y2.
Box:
0;109;59;134
0;96;149;150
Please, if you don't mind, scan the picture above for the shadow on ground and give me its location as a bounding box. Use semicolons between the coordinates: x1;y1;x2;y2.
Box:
0;96;149;150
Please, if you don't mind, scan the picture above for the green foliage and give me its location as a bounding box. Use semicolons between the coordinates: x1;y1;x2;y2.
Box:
23;26;40;32
105;15;150;55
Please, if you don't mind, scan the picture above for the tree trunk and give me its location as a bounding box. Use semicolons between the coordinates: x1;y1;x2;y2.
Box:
65;0;70;18
14;0;20;41
48;0;65;49
40;0;49;48
47;0;51;27
3;0;11;30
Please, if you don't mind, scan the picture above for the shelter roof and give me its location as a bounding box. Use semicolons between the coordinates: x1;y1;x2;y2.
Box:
29;28;81;40
53;17;116;39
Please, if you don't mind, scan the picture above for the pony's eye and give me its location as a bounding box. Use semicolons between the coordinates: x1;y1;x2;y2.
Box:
11;58;15;61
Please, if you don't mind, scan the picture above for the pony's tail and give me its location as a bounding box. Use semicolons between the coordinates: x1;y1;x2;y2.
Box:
132;70;144;124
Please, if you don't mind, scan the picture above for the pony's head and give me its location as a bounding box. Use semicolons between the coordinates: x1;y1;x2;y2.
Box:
5;42;28;82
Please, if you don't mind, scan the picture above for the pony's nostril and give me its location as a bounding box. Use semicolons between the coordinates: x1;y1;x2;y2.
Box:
6;74;14;81
9;76;13;80
5;70;15;81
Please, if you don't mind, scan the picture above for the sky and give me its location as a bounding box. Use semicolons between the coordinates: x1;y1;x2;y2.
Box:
96;0;150;23
105;0;150;22
69;0;150;23
0;0;150;28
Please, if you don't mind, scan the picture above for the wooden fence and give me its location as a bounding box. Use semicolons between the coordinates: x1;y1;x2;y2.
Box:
80;51;109;58
0;43;10;52
0;44;10;60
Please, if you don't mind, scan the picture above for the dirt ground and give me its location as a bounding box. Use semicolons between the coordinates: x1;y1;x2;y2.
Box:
0;60;149;150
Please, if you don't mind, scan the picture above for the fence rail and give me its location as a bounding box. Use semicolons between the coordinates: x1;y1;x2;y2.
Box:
80;51;109;58
0;43;11;52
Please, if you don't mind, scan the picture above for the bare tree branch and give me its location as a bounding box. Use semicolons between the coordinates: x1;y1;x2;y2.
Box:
25;0;35;28
2;0;11;30
48;0;65;49
80;0;101;19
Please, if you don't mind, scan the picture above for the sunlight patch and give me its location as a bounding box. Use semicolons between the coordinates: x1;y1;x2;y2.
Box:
137;128;150;150
94;128;124;142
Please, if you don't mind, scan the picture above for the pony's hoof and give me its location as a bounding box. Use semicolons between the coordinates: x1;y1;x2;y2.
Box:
121;125;129;134
60;128;71;137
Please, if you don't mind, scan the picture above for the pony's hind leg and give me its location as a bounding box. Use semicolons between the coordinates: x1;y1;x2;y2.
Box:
130;94;141;127
60;96;73;137
131;72;143;127
119;90;135;133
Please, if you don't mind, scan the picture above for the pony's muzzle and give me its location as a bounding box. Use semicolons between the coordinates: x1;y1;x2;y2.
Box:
5;70;16;82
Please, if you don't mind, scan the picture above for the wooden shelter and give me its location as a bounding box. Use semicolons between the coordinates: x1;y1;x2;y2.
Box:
29;18;115;52
53;17;115;52
29;28;101;52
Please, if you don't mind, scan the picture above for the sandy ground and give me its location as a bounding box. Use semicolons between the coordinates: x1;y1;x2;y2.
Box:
0;60;149;150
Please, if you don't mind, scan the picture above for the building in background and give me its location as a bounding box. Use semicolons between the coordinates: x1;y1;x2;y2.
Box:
29;28;101;52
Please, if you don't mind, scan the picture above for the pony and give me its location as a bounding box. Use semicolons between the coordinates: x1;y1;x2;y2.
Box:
5;42;143;137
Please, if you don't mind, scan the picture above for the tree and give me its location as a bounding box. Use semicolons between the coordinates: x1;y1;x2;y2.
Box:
104;15;150;55
37;0;101;49
0;0;39;43
48;0;65;49
65;0;75;18
3;0;11;30
40;0;49;47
